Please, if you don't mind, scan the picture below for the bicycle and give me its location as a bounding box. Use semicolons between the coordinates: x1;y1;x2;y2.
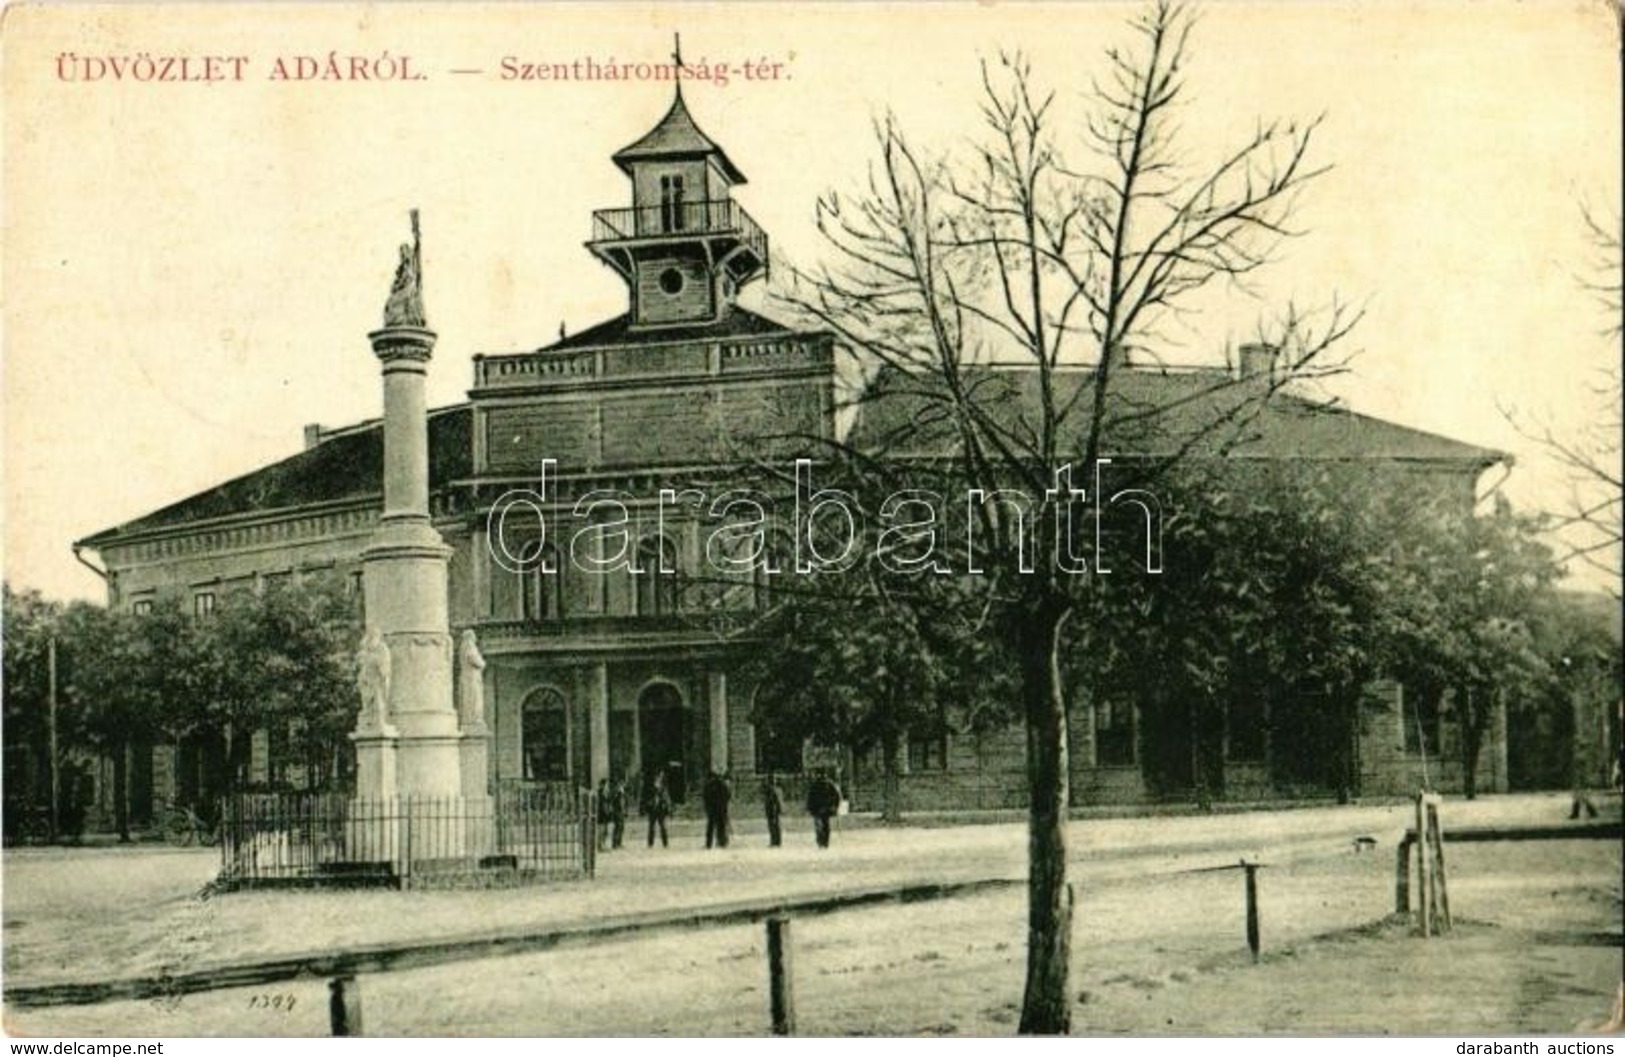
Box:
161;802;218;847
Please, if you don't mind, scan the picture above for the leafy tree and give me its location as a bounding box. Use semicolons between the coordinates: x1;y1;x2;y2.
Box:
191;579;359;794
53;599;186;840
1073;466;1400;801
1385;498;1561;798
3;584;69;837
747;562;1009;821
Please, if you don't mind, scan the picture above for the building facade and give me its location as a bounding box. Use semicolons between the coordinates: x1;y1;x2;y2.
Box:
77;86;1516;823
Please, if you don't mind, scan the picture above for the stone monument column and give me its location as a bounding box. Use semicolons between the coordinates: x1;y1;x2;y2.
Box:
362;322;463;800
351;212;490;864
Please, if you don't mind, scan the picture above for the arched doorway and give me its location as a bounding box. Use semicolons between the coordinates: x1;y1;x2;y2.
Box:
521;687;570;782
638;682;687;805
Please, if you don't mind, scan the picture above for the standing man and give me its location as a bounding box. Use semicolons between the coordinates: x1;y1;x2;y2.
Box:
645;771;672;848
595;778;613;851
702;771;733;849
762;774;784;848
805;770;843;850
607;778;627;850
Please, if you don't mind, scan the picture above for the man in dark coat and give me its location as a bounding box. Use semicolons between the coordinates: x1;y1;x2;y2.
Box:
761;774;784;848
805;771;843;849
595;778;612;851
644;772;671;848
702;771;733;848
606;778;627;849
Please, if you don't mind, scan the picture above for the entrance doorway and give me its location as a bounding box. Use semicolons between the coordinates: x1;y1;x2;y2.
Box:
638;683;687;805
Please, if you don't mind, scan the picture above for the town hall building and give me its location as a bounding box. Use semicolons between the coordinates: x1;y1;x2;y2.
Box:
75;83;1514;823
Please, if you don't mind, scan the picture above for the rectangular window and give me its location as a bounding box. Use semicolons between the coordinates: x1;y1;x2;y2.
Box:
1404;686;1443;755
907;732;948;771
131;598;154;616
1228;694;1267;763
193;592;216;618
659;173;687;232
1095;697;1136;766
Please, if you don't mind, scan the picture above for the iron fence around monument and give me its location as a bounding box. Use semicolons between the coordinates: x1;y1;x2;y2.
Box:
217;784;595;889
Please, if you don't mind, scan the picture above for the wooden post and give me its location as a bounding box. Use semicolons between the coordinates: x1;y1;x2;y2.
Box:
766;915;795;1036
1242;861;1261;963
1415;793;1432;937
1394;838;1411;914
329;975;362;1036
1429;801;1452;933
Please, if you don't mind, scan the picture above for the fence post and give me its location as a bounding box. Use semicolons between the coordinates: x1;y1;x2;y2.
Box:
1394;837;1411;914
329;975;362;1036
766;915;796;1036
1242;861;1261;963
1428;800;1452;933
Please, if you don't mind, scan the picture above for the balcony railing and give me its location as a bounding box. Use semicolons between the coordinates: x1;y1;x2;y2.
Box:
590;200;767;265
474;611;755;644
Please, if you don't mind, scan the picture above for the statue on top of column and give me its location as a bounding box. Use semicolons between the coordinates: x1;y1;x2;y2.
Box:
382;208;426;328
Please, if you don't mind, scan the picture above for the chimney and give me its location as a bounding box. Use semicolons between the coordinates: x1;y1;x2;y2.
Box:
1237;342;1277;383
303;423;324;450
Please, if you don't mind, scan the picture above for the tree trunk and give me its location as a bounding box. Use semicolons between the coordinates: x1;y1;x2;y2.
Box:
1017;597;1072;1035
1460;687;1482;801
111;738;131;843
880;726;903;824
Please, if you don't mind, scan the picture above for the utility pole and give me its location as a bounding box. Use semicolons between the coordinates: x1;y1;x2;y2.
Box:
47;634;59;843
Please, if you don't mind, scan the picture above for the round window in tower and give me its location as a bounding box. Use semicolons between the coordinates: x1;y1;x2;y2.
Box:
658;267;685;295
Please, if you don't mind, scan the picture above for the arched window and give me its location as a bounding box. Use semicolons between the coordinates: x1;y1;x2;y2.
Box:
521;687;569;782
635;536;680;617
521;543;561;621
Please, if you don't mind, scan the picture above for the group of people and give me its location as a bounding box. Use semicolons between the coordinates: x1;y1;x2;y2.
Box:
594;770;847;851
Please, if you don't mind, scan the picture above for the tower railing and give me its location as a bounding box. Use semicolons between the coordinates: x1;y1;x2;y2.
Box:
590;200;767;264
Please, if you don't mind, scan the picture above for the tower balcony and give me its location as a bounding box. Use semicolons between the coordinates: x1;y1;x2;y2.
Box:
588;200;768;284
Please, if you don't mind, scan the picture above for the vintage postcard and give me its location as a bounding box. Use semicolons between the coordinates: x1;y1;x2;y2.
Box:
2;0;1621;1041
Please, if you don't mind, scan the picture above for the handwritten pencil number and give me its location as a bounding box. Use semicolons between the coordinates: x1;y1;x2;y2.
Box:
248;993;297;1012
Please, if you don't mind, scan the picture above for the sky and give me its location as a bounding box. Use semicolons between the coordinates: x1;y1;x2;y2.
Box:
3;0;1621;602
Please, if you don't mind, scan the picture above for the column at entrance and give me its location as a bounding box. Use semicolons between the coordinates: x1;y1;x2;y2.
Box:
590;663;610;785
708;671;729;773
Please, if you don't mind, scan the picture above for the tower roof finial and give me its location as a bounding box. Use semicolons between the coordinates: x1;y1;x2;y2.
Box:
671;32;685;99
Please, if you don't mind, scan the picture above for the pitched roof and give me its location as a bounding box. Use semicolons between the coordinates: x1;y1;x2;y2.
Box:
78;405;473;545
847;366;1505;466
534;305;796;353
611;91;746;184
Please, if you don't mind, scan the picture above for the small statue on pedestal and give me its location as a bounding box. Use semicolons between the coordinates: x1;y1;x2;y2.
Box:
356;628;393;733
457;629;487;731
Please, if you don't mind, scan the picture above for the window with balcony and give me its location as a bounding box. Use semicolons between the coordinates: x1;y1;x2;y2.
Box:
521;544;561;621
659;174;687;233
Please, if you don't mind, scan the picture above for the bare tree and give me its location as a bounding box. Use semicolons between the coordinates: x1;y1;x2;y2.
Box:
778;0;1357;1033
1506;203;1622;590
